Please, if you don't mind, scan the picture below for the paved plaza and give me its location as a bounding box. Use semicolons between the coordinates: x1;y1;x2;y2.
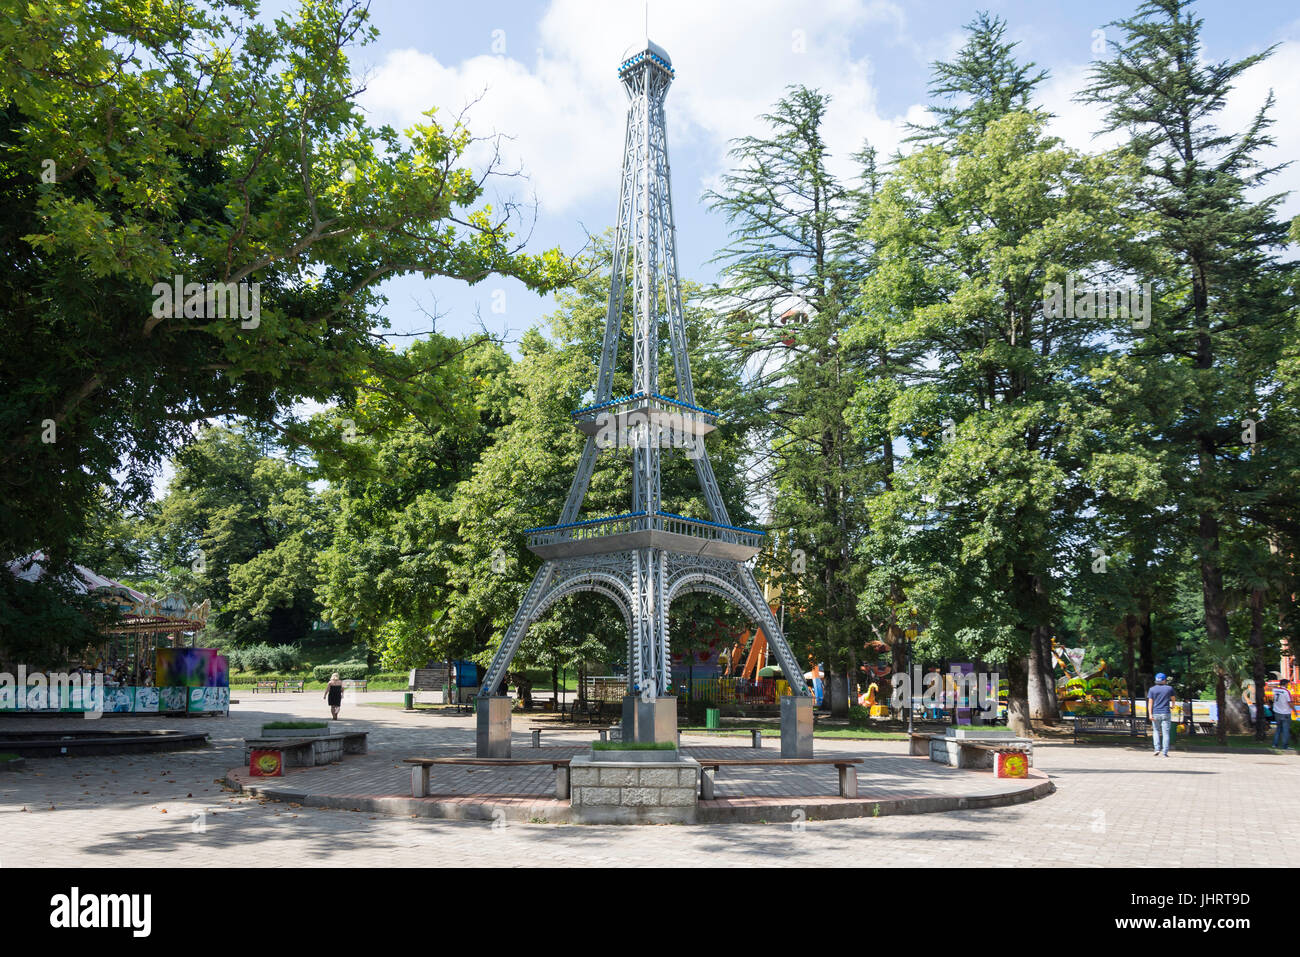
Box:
2;694;1298;867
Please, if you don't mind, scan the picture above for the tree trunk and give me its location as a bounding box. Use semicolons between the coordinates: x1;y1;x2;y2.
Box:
1138;598;1155;691
1122;614;1137;715
1006;654;1032;736
1249;588;1269;740
847;643;858;709
828;665;849;718
1029;624;1058;723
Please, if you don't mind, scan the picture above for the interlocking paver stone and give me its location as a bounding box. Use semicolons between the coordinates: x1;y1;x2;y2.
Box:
1;695;1296;866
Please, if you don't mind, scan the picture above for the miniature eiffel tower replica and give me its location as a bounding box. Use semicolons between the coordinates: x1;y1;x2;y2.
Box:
475;40;812;756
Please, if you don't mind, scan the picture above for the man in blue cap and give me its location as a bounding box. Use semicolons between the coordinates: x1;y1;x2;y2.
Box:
1272;679;1292;750
1147;673;1176;757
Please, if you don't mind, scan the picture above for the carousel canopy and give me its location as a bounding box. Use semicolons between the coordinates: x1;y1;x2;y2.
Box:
7;552;209;635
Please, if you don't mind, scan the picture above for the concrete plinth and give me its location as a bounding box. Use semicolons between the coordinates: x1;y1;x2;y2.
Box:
926;729;1034;768
475;696;512;758
780;695;814;758
569;752;700;824
622;695;639;742
636;695;677;745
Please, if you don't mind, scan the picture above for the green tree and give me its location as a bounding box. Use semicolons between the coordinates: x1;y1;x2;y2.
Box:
149;425;328;646
856;105;1143;734
0;0;566;575
705;86;880;716
1082;0;1298;738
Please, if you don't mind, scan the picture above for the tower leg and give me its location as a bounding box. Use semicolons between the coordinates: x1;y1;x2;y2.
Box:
478;561;555;699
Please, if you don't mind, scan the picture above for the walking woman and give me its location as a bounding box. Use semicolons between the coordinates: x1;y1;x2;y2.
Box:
324;672;344;720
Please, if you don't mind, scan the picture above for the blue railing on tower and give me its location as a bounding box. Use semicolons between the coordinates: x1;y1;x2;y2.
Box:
524;511;765;547
571;391;720;420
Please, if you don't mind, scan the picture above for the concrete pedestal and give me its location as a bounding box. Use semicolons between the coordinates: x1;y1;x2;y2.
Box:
636;695;678;745
475;696;512;758
621;695;639;743
569;752;700;824
780;695;814;758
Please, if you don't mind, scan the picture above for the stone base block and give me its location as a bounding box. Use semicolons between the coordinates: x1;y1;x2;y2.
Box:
569;753;700;824
928;735;1034;769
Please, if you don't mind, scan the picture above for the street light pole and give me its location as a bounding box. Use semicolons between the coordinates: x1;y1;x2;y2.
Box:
1176;641;1195;736
905;638;914;736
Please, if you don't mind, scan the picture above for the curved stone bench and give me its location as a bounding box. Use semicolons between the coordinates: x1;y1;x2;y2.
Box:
243;731;367;768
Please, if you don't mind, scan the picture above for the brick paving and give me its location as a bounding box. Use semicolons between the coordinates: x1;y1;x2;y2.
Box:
1;695;1298;866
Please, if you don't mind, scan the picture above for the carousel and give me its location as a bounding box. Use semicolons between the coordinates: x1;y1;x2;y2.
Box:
3;552;226;714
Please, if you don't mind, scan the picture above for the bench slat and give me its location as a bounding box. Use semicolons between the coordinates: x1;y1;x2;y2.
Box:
403;757;570;767
695;758;861;767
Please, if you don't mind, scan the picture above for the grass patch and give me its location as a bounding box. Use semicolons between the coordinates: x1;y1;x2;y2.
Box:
592;740;676;751
0;753;19;762
262;720;328;730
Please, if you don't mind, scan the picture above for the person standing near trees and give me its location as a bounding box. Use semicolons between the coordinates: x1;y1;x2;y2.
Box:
1272;680;1292;750
324;673;344;721
1147;674;1176;757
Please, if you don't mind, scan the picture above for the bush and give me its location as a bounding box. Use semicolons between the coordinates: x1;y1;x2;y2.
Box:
311;662;369;682
232;643;301;674
848;704;871;727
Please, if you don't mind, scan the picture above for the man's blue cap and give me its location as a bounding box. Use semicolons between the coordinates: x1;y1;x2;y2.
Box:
1155;673;1167;681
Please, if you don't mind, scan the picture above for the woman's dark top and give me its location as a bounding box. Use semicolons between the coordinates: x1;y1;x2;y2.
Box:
327;684;343;706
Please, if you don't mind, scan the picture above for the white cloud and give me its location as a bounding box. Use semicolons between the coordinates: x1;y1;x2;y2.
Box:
358;0;919;217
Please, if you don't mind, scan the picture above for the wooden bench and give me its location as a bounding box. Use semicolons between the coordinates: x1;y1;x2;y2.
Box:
695;757;864;800
253;680;279;693
341;679;367;693
680;728;764;749
529;726;611;747
286;680;305;693
403;757;573;800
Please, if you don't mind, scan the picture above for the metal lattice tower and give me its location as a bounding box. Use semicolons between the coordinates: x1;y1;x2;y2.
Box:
477;40;810;705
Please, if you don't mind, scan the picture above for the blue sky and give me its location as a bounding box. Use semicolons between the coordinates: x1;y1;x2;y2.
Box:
271;0;1300;348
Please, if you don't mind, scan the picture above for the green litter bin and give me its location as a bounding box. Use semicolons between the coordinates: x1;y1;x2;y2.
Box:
403;692;413;710
706;707;720;729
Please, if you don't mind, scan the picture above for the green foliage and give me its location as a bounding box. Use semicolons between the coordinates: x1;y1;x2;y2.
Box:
592;741;677;751
311;663;369;682
847;705;871;727
0;0;569;643
227;643;302;674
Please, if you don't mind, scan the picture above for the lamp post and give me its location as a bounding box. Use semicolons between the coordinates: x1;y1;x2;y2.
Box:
1176;641;1195;736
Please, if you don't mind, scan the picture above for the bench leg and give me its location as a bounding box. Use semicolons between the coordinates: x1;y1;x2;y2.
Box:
752;730;761;749
555;765;570;800
411;765;429;798
598;729;608;742
532;729;541;748
839;765;857;799
700;767;716;801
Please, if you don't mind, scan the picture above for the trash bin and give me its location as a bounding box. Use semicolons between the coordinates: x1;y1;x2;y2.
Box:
403;692;413;710
706;707;719;729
